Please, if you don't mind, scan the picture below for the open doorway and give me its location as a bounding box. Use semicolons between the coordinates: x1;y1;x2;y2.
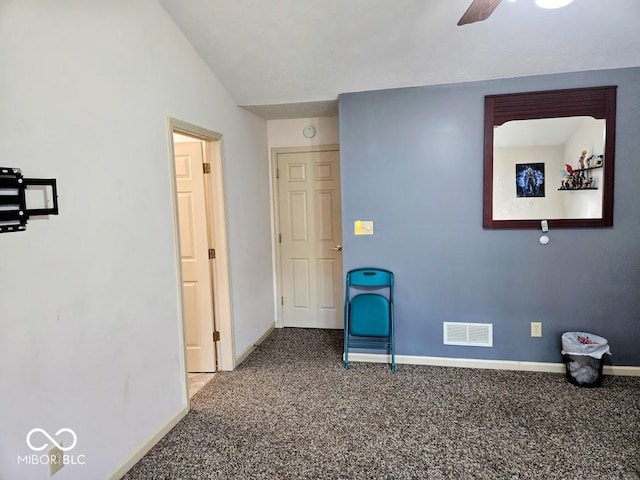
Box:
167;118;235;395
174;135;217;372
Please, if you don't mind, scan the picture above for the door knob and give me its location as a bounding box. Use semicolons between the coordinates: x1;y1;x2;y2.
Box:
331;245;342;251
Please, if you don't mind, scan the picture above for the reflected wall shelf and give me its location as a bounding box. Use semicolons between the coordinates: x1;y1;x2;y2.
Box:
0;167;59;233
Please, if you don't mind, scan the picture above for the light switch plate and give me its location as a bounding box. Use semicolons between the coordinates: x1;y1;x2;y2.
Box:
354;220;374;235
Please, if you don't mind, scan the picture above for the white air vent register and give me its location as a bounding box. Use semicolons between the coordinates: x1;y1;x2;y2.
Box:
443;322;493;347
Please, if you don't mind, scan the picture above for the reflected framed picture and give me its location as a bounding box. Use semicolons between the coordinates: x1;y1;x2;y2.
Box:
516;162;545;198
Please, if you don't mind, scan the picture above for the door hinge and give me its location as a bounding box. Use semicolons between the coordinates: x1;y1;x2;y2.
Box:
281;296;284;306
203;163;211;174
208;248;216;259
276;168;279;179
213;331;221;341
278;233;282;243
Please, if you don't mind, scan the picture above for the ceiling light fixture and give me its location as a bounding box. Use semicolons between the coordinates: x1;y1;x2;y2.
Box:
535;0;574;9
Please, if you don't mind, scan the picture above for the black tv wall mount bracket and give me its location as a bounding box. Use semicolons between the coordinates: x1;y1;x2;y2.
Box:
0;167;59;233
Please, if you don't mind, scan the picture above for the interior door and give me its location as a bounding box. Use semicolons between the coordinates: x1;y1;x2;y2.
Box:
175;141;216;372
277;148;343;329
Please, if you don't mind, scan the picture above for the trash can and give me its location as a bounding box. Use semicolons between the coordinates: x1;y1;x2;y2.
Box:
561;331;610;388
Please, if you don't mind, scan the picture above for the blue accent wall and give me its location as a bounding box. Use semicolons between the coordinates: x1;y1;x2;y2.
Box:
339;67;640;365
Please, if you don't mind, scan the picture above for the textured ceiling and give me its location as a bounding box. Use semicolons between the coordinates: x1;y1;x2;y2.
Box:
159;0;640;119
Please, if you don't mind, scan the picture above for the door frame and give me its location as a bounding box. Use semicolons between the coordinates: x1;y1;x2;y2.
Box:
167;118;235;383
270;144;340;328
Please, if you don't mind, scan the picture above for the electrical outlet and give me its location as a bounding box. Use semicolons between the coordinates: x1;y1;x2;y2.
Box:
531;322;542;338
49;445;64;476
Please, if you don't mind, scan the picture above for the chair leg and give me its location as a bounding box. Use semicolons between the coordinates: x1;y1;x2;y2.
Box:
390;321;396;373
390;345;395;373
344;333;349;370
344;341;349;370
344;304;349;370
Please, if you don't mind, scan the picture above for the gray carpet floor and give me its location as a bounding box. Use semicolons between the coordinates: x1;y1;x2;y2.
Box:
124;328;640;479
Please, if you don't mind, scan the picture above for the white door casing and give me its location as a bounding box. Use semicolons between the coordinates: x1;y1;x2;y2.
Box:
276;147;343;329
175;141;216;372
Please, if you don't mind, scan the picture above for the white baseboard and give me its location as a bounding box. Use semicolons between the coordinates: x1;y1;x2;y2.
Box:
602;365;640;376
107;405;188;480
234;322;276;368
345;352;640;376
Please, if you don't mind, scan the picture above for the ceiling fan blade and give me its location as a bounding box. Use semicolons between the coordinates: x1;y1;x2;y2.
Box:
457;0;502;26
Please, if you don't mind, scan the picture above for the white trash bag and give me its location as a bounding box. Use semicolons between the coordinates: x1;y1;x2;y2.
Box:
561;332;611;387
561;332;610;358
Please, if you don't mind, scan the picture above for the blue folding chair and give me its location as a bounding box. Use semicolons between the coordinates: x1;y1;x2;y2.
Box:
344;268;395;372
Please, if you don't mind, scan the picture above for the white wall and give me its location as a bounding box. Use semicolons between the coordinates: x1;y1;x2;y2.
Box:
0;1;273;479
562;118;605;218
267;117;339;149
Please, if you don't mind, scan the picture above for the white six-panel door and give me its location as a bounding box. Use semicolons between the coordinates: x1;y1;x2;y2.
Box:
277;148;343;329
175;142;216;371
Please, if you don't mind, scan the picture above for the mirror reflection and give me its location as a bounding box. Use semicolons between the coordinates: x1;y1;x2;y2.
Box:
492;117;605;221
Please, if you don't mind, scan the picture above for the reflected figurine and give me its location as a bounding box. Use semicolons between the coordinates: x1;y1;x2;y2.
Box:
586;155;594;168
578;149;587;170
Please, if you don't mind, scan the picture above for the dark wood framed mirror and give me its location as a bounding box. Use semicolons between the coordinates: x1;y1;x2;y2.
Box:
483;86;616;229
